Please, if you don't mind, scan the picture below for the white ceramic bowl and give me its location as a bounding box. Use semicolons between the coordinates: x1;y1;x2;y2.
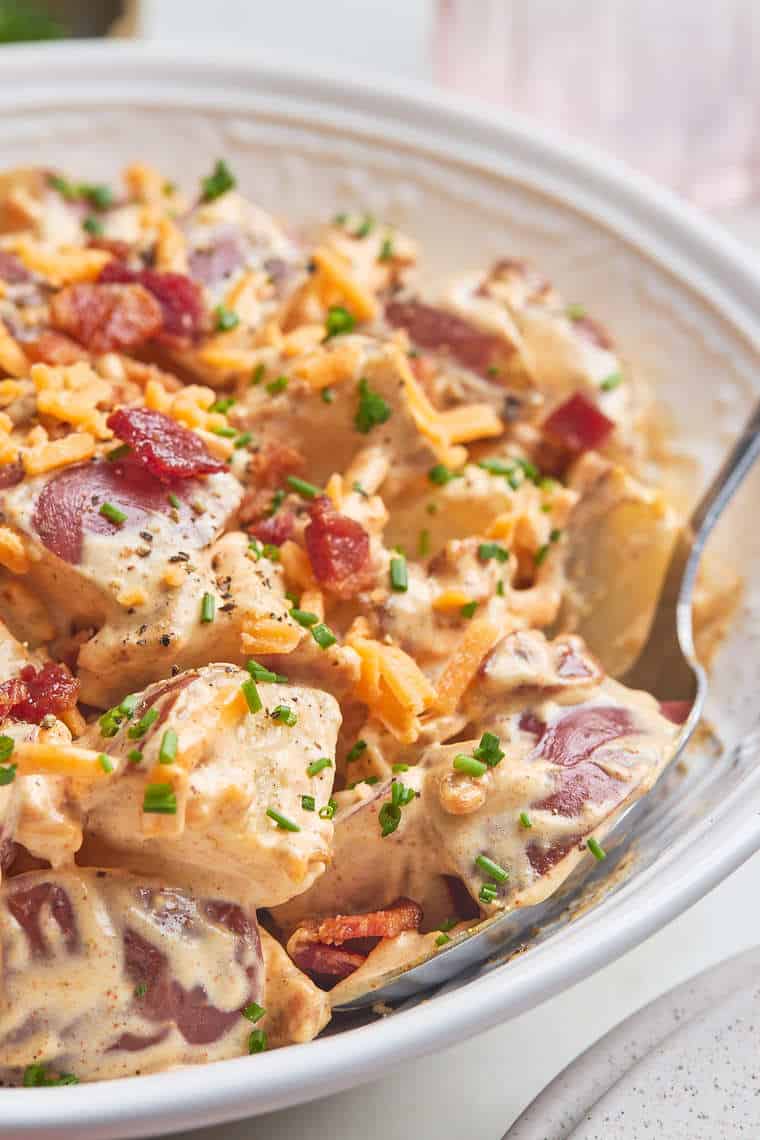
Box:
1;42;759;1140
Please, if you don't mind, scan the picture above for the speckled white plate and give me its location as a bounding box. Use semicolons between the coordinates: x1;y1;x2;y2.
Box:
506;946;760;1138
1;41;760;1140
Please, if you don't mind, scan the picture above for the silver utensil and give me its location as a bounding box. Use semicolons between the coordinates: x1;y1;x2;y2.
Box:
334;401;760;1011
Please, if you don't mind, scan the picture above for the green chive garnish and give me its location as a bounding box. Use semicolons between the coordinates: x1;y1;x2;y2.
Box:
22;1063;79;1087
435;933;451;947
209;396;236;414
321;386;335;404
378;236;395;262
271;705;297;726
286;475;321;499
143;783;177;815
600;371;623;392
346;740;367;763
479;883;498;904
168;492;181;510
307;756;332;777
127;707;159;740
251;363;266;386
301;794;316;812
0;735;14;762
200;159;236;202
127;749;143;763
234;431;253;449
473;732;504;767
324;305;356;339
390;554;408;592
478;542;509;563
211;424;237;438
247;660;287;684
97;752;114;774
475;854;508;883
134;983;147;998
0;763;16;785
392;762;409;773
354;214;374;238
243;1001;265;1023
106;443;131;462
311;623;336;649
200;592;216;623
379;802;401;837
82;215;103;236
460;601;478;618
587;837;607;861
428;463;461;485
241;677;262;714
214;304;239;332
266;807;300;832
566;303;586;320
290;608;319;628
248;1028;267;1053
418;529;430;557
453;754;487;777
159;728;178;764
266;375;288;396
534;544;550;566
99;501;127;526
519;811;532;829
354;378;391;434
319;797;337;820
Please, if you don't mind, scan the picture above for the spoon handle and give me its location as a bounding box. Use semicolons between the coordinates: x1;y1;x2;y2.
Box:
690;399;760;539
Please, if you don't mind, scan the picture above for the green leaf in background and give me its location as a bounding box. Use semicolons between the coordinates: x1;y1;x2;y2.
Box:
0;1;65;43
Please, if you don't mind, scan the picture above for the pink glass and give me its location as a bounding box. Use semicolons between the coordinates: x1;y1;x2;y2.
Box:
435;0;760;209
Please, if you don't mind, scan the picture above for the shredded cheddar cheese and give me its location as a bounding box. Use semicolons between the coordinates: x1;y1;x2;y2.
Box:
347;627;435;743
0;320;30;378
0;527;28;574
22;430;95;475
434;616;503;715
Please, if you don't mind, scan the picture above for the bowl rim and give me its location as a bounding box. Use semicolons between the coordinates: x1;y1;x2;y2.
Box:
1;41;759;1139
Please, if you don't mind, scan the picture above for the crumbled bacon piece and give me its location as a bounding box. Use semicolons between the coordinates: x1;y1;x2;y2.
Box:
305;495;372;599
385;298;508;377
249;510;295;547
107;407;225;483
0;662;80;725
0;460;24;489
249;442;305;490
287;898;423;985
542;392;614;454
26;330;88;366
99;262;205;345
50;282;163;354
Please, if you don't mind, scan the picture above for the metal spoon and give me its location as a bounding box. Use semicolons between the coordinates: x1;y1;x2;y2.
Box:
334;401;760;1011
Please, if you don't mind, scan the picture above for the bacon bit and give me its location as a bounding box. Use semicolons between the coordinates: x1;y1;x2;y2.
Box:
305;495;372;599
99;262;205;345
50;282;163;354
26;330;88;366
0;249;31;284
542;392;614;454
0;662;80;724
385;298;507;377
107;407;225;483
0;459;23;488
250;441;305;489
287;898;423;983
249;510;295;547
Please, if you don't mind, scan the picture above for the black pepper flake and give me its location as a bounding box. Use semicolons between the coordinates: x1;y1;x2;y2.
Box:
219;602;236;612
160;634;171;647
169;552;190;563
139;531;153;543
171;665;180;676
137;547;152;558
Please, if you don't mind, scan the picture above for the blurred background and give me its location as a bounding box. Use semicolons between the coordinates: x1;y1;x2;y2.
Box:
3;0;760;229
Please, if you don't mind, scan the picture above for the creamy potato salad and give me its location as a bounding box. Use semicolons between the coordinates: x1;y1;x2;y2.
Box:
0;161;682;1086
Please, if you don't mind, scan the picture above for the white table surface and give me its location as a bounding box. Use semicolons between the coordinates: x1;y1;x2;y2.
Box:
124;10;760;1136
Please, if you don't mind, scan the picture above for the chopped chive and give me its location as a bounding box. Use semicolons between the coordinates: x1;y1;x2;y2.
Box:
460;601;478;619
352;480;369;498
134;983;147;998
363;776;380;786
158;728;178;764
355;377;391;434
354;214;374;238
214;304;239;332
251;363;266;386
333;211;348;226
392;762;409;773
266;375;288;396
439;918;458;932
311;623;336;649
428;463;461;485
378;235;395;262
200;159;236;202
477;457;511;476
82;215;103;236
0;735;14;762
487;364;500;377
379;801;401;837
453;754;488;777
478;542;509;563
324;304;356;339
473;732;504;767
127;749;143;763
200;592;216;623
496;579;505;596
267;489;286;517
290;608;319;628
534;543;550;566
475;854;509;883
119;692;138;713
22;1063;79;1087
319;797;337;820
550;528;562;544
262;542;280;562
566;303;586;320
127;707;159;740
301;794;316;811
211;424;237;438
519;811;532;829
321;386;335;404
600;371;623;392
234;431;253;449
209;396;236;414
435;933;451;947
106;443;131;462
248;1028;267;1053
99;501;127;526
243;1001;266;1023
390;554;408;593
97;752;114;774
587;837;607;861
241;677;262;714
271;705;297;726
167;492;181;510
143;783;177;815
83;183;114;210
346;739;367;763
307;756;333;777
266;807;300;832
418;528;430;557
247;660;287;684
479;883;498;904
286;474;321;499
0;763;16;785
